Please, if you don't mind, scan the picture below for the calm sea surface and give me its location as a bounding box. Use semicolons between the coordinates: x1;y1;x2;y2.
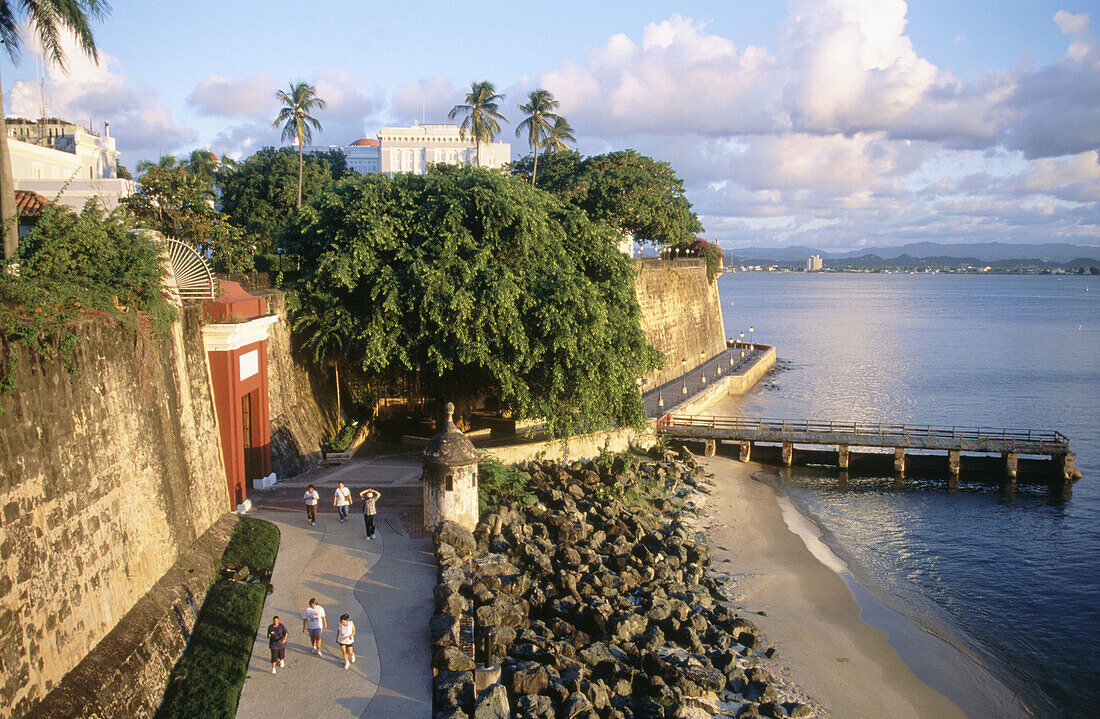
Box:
715;272;1099;717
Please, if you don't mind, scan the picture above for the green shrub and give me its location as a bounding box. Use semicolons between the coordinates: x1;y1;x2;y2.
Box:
156;583;267;719
220;516;280;573
478;457;533;515
322;420;359;452
1;203;177;396
156;517;279;719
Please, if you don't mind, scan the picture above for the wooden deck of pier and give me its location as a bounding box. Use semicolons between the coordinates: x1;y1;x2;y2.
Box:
656;415;1080;495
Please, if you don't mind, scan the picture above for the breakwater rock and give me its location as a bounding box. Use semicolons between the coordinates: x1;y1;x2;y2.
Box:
429;450;819;719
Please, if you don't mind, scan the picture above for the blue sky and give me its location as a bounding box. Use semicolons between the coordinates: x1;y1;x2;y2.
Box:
2;0;1098;250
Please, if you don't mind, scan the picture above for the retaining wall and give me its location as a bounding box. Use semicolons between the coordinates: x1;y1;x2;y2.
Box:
0;308;228;719
634;259;727;390
261;290;339;478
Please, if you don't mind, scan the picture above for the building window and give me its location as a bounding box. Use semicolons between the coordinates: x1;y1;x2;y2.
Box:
32;165;43;179
445;474;454;492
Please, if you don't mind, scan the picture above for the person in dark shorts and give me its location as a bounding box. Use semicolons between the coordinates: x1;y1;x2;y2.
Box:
359;487;381;540
267;615;288;674
303;484;319;525
336;613;356;669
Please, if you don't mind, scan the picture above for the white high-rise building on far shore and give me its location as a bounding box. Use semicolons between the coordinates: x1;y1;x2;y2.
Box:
807;254;824;271
306;122;511;176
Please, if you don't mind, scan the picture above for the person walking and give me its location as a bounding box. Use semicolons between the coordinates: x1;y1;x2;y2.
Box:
333;481;352;523
302;598;327;656
335;613;356;669
359;487;381;540
303;484;319;525
266;615;288;674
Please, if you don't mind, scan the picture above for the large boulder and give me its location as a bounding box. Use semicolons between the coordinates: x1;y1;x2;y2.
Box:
435;646;477;672
473;684;510;719
436;520;477;557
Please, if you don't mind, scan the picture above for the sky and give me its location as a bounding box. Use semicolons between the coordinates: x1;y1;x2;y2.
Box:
2;0;1098;251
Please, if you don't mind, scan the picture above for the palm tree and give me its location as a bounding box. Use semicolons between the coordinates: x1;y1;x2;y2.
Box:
448;81;507;167
515;89;559;185
1;0;110;261
273;82;325;207
541;117;577;155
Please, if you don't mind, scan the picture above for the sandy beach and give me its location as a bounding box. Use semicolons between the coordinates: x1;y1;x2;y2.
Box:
697;455;970;719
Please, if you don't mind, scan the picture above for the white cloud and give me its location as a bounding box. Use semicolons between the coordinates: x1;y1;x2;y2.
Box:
188;71;276;121
523;3;1099;250
7;31;193;164
391;75;462;125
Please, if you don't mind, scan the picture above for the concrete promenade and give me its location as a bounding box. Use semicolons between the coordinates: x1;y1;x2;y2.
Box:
236;457;435;719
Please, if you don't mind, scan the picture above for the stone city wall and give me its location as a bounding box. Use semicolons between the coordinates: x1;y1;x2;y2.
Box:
0;307;228;719
634;259;727;390
260;289;339;478
23;515;238;719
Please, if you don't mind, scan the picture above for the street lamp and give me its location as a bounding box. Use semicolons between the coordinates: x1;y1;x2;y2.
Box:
749;326;754;351
658;389;665;411
681;358;688;396
728;337;736;368
699;351;706;386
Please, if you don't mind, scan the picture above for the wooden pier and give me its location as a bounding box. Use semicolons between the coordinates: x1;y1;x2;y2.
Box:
656;415;1081;496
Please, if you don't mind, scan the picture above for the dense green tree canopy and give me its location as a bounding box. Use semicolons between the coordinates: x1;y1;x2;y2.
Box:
285;165;661;435
218;146;346;251
512;149;703;247
121;159;253;273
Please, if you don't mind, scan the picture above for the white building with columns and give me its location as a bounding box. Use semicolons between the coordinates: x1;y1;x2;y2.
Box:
4;117;135;211
306;122;511;176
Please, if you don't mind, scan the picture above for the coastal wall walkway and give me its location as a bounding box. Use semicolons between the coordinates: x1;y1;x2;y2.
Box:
657;414;1080;494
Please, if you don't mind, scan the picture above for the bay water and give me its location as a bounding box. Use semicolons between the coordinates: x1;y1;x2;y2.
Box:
715;272;1099;717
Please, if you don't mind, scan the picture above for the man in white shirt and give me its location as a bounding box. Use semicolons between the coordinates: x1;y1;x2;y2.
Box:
303;484;319;525
302;597;327;656
333;481;352;523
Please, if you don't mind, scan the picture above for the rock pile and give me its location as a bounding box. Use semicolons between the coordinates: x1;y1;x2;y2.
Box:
430;449;818;719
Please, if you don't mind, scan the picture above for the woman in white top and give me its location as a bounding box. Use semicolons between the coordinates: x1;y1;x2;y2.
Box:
303;484;319;525
333;481;352;523
336;613;356;669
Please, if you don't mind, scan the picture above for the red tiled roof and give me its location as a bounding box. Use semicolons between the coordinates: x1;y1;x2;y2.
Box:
15;190;51;215
350;138;379;147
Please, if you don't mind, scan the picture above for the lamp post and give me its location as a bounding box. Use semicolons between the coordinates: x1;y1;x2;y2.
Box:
681;358;688;397
658;388;665;411
728;337;736;369
749;326;754;352
699;350;706;386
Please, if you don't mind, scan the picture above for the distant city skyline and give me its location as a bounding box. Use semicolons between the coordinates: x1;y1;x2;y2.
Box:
1;0;1096;250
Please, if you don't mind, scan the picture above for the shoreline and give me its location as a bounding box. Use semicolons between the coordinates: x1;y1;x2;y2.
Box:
696;454;1030;719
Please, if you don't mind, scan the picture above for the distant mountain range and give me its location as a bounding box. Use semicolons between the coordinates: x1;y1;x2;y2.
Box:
726;242;1100;263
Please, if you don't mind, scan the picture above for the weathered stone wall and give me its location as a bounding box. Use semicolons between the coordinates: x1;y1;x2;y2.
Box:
23;515;238;719
260;290;339;478
634;259;727;390
0;307;228;719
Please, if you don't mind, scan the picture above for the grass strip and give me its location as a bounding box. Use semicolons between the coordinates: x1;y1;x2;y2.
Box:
156;517;280;719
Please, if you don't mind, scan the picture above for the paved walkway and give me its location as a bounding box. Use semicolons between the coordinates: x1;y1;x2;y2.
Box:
236;457;435;719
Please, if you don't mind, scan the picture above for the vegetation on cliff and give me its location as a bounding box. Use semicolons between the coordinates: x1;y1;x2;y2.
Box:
284;165;662;436
0;203;176;396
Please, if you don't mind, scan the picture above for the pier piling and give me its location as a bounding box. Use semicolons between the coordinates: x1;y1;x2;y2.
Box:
894;448;906;475
782;442;793;467
704;439;716;457
739;441;751;462
838;444;850;470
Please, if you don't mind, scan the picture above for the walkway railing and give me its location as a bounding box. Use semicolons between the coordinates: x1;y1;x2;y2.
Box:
656;415;1071;454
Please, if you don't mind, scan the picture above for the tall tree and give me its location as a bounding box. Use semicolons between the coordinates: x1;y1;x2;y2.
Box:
285;166;661;436
448;81;507;167
273;81;325;207
541;116;576;154
0;0;110;261
515;89;559;185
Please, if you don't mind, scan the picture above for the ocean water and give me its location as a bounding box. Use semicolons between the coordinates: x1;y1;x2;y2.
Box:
715;272;1100;717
